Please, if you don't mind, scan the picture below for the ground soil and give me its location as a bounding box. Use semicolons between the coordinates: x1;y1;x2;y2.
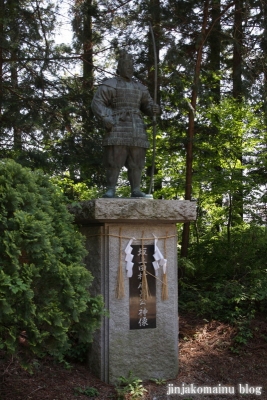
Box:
1;312;267;400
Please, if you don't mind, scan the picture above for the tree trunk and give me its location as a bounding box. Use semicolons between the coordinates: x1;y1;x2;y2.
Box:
73;0;94;181
81;0;94;180
82;0;94;92
209;0;221;103
11;49;21;150
147;0;161;194
232;0;244;223
180;0;210;258
209;0;223;231
0;0;3;116
233;0;243;100
8;0;22;151
263;0;267;127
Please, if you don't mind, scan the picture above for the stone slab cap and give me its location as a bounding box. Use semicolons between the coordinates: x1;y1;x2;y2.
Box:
69;199;196;224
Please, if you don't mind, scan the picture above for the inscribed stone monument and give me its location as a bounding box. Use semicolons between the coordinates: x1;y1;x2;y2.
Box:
70;199;196;384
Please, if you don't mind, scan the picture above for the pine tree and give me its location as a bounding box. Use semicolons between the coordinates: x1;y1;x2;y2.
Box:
0;0;58;161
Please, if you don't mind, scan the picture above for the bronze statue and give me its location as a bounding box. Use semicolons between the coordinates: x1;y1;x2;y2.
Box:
91;51;160;198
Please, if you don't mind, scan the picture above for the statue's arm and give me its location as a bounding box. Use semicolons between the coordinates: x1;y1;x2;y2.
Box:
91;84;115;129
140;86;160;116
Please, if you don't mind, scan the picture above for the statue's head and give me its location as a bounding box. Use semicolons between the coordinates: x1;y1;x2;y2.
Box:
117;50;133;80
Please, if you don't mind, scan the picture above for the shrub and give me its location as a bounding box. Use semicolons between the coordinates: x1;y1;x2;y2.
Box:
179;224;267;324
0;159;104;363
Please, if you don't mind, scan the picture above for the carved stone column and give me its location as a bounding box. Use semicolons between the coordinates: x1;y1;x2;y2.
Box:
70;199;196;384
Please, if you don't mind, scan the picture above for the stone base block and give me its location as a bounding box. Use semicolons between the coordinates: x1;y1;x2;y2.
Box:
71;199;196;384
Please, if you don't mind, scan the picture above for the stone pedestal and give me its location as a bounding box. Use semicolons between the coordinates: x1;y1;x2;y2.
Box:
70;199;196;384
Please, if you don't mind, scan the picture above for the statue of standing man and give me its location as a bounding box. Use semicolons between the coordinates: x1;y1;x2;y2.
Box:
91;50;160;198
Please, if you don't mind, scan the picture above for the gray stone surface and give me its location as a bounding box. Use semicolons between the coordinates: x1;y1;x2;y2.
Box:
70;198;196;224
79;225;109;382
108;223;178;384
71;200;196;384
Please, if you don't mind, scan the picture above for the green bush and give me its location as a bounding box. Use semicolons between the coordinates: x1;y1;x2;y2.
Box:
50;174;102;202
0;159;104;363
179;224;267;324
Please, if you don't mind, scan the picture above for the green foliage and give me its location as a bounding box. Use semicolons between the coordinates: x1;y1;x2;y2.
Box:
179;224;267;331
0;159;104;363
50;174;103;202
192;99;263;225
150;378;167;386
74;386;99;397
115;371;147;399
231;319;253;353
64;340;90;363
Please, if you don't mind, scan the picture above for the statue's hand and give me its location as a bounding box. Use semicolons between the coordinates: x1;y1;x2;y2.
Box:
103;116;115;130
152;104;161;115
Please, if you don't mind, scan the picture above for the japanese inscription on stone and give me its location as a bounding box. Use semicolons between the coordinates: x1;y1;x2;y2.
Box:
129;245;156;329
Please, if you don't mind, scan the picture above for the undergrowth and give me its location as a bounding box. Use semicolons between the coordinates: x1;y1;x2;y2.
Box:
179;224;267;349
115;371;147;399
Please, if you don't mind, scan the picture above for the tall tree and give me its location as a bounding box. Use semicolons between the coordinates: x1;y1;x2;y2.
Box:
231;0;244;223
207;0;221;103
232;0;244;99
181;0;210;258
0;0;59;163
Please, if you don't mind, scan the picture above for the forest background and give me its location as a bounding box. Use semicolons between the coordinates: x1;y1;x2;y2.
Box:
1;0;267;356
